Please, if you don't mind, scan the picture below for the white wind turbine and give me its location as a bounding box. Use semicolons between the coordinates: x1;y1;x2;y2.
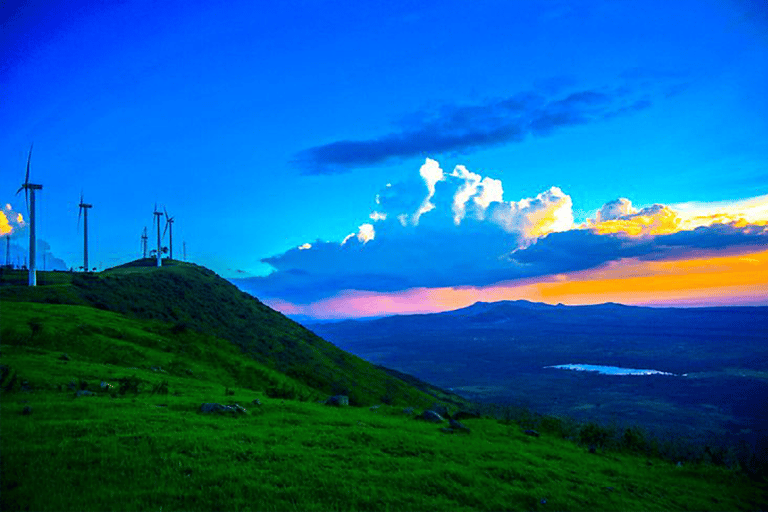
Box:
141;227;148;259
163;207;175;260
153;204;163;267
78;192;93;272
15;144;42;286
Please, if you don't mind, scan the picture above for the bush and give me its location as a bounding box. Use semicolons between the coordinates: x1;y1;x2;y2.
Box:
151;380;169;395
621;427;647;453
579;422;611;449
117;375;141;395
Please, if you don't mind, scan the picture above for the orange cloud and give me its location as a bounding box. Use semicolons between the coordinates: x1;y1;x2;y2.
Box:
272;248;768;319
585;194;768;237
0;212;10;236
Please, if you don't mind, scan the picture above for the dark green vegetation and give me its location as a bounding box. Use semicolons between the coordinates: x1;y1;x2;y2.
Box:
312;300;768;458
2;265;766;511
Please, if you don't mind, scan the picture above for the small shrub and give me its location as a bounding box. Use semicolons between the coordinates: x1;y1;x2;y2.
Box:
1;366;18;392
579;422;611;449
151;380;169;395
621;427;646;453
265;384;297;400
117;375;141;396
28;318;44;337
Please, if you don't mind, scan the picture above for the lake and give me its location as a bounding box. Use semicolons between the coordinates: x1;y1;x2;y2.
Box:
545;364;677;376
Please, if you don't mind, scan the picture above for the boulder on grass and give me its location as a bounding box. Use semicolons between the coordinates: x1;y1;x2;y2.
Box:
200;403;234;414
449;419;471;433
430;403;450;419
419;410;444;423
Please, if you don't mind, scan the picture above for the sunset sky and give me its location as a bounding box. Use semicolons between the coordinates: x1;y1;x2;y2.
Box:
2;0;767;318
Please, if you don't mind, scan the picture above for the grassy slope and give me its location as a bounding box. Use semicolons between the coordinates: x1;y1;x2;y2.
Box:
2;336;765;511
1;262;456;408
1;265;766;510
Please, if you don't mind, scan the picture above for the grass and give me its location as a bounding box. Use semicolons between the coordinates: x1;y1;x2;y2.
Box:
3;348;765;511
2;262;767;510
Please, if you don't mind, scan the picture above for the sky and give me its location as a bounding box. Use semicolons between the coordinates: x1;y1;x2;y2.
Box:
2;0;767;318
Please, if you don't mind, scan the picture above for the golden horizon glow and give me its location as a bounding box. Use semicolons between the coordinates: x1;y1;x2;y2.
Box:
269;248;768;319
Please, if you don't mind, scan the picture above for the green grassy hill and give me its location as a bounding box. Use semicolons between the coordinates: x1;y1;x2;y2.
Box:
1;261;457;408
1;263;766;511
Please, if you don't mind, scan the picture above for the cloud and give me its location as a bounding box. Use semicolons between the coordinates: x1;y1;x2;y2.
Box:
293;87;653;174
1;204;26;237
585;194;768;236
488;186;573;239
234;159;768;306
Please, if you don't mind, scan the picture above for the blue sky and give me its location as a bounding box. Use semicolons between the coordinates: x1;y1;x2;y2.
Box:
2;0;767;316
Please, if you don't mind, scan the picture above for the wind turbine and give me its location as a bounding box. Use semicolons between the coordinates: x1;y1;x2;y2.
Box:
163;207;175;260
15;144;42;286
141;227;148;259
78;192;93;272
153;204;163;267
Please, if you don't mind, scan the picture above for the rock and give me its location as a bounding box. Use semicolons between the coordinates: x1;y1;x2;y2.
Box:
21;405;32;415
20;381;32;392
199;403;248;415
325;395;349;407
430;403;450;418
419;410;444;423
524;429;540;438
402;407;415;415
76;390;95;397
67;380;77;391
369;405;381;412
453;410;481;421
231;403;248;414
449;419;471;433
59;353;70;361
200;403;233;414
251;398;262;406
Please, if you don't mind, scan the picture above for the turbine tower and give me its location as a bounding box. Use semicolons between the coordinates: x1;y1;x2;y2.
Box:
78;192;93;272
141;227;148;259
15;144;42;286
5;234;10;267
163;207;175;260
153;204;163;267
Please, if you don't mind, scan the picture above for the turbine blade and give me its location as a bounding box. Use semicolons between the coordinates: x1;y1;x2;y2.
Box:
78;206;82;228
25;144;33;185
163;221;169;238
25;189;29;214
164;207;169;220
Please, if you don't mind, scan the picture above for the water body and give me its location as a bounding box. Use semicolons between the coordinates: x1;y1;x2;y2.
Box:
546;364;677;376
